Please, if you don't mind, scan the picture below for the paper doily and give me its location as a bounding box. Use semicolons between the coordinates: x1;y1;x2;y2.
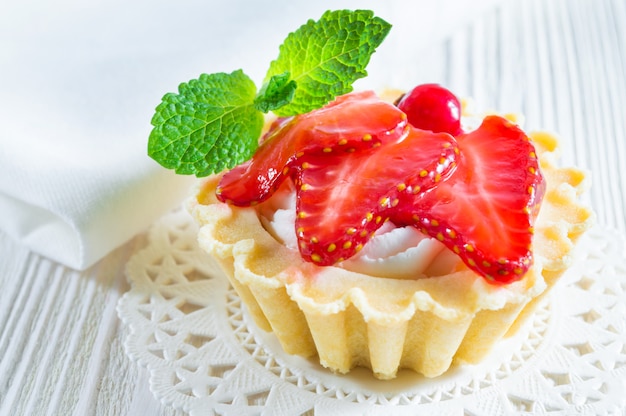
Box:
117;210;626;415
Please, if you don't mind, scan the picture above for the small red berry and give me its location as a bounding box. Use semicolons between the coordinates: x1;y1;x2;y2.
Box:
396;84;462;136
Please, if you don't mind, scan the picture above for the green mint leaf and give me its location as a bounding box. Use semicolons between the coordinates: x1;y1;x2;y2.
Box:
148;69;264;177
264;9;391;117
253;71;297;113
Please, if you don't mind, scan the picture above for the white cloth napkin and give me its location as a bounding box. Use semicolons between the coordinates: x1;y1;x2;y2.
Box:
0;0;504;270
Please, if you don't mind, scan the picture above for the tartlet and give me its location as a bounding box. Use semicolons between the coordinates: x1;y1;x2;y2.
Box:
188;91;593;380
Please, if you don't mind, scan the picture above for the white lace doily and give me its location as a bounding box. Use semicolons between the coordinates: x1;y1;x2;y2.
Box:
117;210;626;416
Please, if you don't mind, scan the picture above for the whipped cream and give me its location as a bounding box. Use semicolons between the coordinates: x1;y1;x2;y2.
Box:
257;186;462;280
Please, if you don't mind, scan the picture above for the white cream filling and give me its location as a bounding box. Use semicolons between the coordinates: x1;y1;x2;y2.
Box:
258;189;462;280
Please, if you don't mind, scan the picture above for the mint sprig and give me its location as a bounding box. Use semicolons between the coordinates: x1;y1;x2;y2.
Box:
262;9;391;117
148;9;391;177
148;70;264;176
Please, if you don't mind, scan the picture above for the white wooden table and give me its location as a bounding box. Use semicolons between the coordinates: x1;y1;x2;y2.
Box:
1;0;625;414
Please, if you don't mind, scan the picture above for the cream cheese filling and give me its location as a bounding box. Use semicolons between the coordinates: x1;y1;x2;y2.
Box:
257;187;463;280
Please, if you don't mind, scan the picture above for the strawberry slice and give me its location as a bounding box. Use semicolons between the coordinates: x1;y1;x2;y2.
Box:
217;91;408;206
393;115;546;284
294;127;458;266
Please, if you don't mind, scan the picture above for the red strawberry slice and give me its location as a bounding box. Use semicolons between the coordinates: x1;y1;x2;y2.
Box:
217;91;408;206
393;115;546;284
294;127;458;266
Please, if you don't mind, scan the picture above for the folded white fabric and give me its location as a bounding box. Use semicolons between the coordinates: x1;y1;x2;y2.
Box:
0;0;503;270
0;141;193;270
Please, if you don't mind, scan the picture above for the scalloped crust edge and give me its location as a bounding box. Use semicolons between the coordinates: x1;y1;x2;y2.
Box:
188;129;593;380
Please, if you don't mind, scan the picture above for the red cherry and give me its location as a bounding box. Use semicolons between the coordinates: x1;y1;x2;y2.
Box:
396;84;462;136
